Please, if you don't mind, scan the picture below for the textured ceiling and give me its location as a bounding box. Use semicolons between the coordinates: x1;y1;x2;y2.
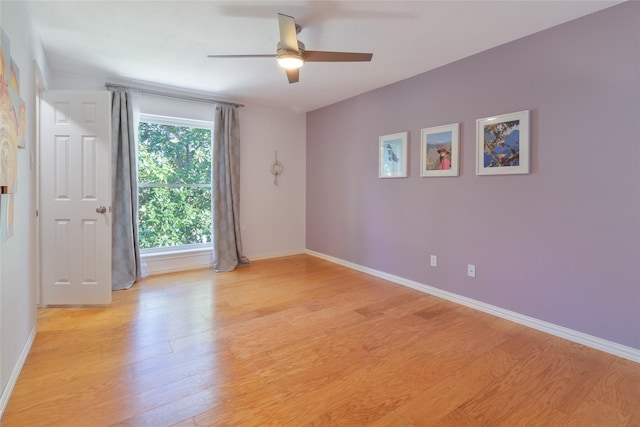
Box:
26;0;621;112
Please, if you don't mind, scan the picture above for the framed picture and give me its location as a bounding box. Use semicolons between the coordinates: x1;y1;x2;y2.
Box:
420;123;459;177
379;132;408;178
476;110;530;175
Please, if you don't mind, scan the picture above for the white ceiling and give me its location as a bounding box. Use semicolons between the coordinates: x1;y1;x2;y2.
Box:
26;0;621;112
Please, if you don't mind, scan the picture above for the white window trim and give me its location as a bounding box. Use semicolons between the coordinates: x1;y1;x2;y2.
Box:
137;114;214;254
140;242;212;256
138;113;213;130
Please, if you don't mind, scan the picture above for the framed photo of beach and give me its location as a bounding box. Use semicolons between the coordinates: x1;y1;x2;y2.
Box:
379;132;408;178
476;110;530;175
420;123;459;177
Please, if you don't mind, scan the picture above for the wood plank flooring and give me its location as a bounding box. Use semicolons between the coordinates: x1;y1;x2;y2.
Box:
3;255;639;426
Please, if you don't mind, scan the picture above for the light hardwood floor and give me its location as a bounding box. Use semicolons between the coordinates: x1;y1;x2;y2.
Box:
3;255;639;426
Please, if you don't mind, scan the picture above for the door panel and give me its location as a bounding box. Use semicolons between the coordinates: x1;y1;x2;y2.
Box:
40;91;112;305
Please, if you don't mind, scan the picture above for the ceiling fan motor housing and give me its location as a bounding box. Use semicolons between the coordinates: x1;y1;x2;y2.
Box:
276;41;305;69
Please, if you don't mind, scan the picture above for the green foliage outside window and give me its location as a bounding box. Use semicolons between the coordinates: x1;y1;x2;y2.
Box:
137;121;212;250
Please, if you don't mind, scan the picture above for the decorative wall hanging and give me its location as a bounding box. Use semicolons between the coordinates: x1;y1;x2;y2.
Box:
476;110;530;175
379;132;408;178
271;150;283;185
0;26;25;239
420;123;459;177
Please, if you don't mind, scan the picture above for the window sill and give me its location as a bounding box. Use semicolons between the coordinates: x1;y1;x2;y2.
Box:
141;245;212;259
141;247;213;276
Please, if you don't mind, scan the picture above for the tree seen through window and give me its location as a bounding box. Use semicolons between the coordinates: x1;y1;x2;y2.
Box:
137;119;212;250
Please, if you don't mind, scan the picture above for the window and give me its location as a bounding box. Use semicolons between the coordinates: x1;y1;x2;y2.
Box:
137;114;213;252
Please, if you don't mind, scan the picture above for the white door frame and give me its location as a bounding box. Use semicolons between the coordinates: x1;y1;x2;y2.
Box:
34;61;46;307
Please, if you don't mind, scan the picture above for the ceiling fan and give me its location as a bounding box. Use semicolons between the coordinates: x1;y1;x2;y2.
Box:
208;13;373;84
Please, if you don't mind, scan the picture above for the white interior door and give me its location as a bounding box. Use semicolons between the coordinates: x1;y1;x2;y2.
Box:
40;91;112;305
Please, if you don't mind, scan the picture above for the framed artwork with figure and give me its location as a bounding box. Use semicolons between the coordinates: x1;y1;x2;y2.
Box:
420;123;459;177
378;132;408;178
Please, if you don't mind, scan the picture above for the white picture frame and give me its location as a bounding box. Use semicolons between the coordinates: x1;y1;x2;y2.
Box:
379;132;408;178
476;110;530;175
420;123;459;177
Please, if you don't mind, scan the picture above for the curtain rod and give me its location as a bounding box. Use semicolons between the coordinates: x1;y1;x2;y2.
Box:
105;82;244;108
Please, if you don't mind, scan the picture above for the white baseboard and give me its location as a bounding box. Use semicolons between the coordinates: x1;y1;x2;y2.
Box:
141;250;306;276
249;250;305;261
0;325;36;418
306;249;640;364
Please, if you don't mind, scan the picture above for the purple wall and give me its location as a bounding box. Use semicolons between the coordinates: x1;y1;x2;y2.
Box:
306;2;640;350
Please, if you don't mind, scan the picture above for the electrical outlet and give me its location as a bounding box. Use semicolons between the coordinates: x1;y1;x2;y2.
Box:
430;255;437;267
467;264;476;278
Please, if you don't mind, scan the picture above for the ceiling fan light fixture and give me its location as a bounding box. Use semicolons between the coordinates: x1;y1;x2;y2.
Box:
208;13;372;83
277;53;303;69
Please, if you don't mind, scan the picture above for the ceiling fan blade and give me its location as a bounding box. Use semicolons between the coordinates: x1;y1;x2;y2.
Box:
207;54;276;58
278;13;299;52
302;51;373;62
285;68;299;84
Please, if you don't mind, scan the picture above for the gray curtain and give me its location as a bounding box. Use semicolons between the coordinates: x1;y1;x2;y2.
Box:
212;105;250;272
110;88;140;289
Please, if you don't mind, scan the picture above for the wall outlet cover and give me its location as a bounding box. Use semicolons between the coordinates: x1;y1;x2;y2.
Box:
467;264;476;278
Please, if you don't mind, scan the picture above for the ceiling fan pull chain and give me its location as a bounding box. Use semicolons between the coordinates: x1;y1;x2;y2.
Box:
271;150;283;185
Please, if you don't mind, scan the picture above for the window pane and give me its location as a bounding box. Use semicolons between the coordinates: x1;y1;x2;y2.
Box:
138;187;212;249
138;122;211;185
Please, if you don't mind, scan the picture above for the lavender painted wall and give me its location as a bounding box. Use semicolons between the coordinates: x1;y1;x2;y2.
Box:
306;2;640;350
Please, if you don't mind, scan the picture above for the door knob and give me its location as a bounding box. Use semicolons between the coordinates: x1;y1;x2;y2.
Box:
96;206;107;214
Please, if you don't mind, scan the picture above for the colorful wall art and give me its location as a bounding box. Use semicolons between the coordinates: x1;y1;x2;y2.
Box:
0;26;26;239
